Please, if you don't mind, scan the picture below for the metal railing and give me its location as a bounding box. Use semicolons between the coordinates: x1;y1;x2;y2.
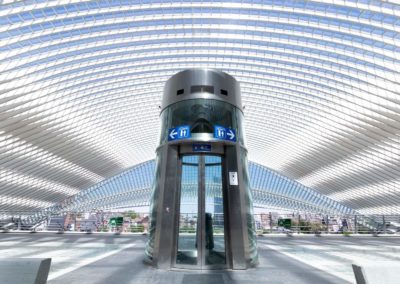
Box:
1;210;400;235
252;213;400;235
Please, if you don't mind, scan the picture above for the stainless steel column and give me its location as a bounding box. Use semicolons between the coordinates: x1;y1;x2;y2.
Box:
151;144;180;269
145;68;258;269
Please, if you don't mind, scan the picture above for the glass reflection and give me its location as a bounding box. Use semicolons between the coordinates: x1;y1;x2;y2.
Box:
176;156;199;265
204;155;226;265
171;99;234;133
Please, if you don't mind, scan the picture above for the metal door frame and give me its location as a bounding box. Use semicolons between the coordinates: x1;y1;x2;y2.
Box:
173;154;229;270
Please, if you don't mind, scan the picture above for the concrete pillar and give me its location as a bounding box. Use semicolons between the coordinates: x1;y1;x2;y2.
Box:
354;215;358;234
382;215;386;234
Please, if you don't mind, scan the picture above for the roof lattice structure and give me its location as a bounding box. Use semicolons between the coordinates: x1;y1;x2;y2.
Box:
1;0;400;215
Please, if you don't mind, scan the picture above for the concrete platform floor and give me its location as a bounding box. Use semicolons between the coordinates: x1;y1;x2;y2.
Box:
0;232;399;284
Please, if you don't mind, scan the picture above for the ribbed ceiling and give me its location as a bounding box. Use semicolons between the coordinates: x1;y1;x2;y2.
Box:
1;0;399;215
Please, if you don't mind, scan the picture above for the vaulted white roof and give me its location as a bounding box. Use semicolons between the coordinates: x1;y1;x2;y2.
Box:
1;0;399;215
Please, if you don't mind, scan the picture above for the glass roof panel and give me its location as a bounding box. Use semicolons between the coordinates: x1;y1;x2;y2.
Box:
1;0;399;216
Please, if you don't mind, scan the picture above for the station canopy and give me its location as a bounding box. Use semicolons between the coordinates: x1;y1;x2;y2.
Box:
1;0;399;217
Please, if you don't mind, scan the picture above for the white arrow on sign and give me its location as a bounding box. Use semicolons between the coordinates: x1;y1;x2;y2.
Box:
227;129;235;140
169;129;178;139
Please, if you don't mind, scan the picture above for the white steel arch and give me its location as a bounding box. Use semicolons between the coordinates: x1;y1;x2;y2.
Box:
0;0;399;215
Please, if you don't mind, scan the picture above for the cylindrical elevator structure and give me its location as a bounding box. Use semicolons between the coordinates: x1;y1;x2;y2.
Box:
145;69;258;269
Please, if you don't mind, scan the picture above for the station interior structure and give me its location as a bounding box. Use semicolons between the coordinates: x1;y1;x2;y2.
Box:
0;1;400;284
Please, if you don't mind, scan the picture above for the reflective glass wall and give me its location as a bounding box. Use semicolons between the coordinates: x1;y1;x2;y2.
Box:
159;99;245;145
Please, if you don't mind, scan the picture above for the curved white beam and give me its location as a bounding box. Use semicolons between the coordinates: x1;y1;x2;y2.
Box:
0;0;399;215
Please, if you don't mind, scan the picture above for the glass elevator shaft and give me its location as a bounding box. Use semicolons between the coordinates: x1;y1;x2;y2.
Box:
145;69;258;269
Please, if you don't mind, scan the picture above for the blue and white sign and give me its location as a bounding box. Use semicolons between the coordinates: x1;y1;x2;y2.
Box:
193;144;212;152
214;125;236;142
168;125;191;141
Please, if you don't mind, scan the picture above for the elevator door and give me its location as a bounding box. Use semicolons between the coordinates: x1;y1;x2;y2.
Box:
175;155;227;269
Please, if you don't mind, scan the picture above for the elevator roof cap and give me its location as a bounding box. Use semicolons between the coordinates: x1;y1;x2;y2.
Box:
162;69;243;111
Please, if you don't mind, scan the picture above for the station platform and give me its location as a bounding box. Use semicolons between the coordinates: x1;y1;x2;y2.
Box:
0;232;398;284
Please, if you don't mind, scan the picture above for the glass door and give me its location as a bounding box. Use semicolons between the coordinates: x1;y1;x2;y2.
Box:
176;155;199;266
175;155;227;269
203;155;226;268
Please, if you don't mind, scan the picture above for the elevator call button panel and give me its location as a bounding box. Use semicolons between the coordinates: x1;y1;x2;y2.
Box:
229;172;238;186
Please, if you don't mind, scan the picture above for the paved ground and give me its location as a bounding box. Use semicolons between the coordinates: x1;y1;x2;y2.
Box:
0;232;399;284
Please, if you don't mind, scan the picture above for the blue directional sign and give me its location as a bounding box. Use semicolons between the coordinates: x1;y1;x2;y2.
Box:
214;125;236;142
168;125;191;141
